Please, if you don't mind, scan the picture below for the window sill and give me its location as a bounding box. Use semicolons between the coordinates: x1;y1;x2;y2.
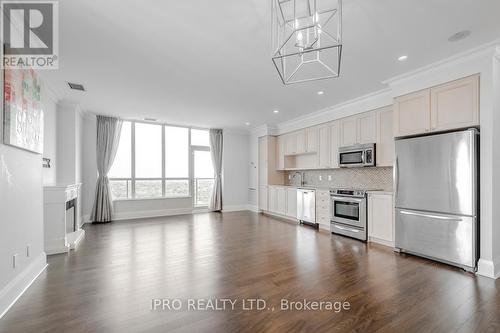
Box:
113;196;192;202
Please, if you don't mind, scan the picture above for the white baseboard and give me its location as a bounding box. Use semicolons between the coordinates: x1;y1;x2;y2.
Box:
477;258;500;279
368;236;395;248
222;205;250;212
246;205;260;213
0;252;47;319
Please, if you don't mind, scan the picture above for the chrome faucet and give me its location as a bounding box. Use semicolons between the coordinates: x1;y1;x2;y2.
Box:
291;171;305;187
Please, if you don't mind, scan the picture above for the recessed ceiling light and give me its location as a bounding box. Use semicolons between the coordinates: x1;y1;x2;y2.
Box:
273;110;279;114
398;55;408;62
448;30;471;42
317;91;324;95
245;122;250;126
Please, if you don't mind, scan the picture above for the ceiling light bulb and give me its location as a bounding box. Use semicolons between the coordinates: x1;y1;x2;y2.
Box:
317;91;324;95
245;122;250;126
297;31;303;41
398;55;408;61
273;110;279;114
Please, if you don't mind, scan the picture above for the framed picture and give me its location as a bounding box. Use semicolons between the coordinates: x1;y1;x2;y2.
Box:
2;66;44;154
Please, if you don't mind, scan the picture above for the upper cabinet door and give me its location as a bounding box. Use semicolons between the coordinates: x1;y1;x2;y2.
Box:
258;137;268;185
330;121;340;168
318;125;330;168
306;127;319;153
276;135;285;170
296;130;306;154
358;112;377;144
430;75;479;132
340;117;358;147
393;89;431;137
285;134;297;155
376;107;394;167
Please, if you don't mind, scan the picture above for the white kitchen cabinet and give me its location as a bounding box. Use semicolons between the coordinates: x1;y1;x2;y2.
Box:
318;125;330;168
340;116;358;147
258;185;268;211
376;107;394;167
286;188;297;218
430;74;479;132
285;134;297;155
393;89;431;137
368;192;394;247
276;187;287;215
268;186;277;213
393;75;479;138
316;190;330;229
330;121;340;168
306;127;319;153
358;112;377;144
276;135;285;170
296;130;306;154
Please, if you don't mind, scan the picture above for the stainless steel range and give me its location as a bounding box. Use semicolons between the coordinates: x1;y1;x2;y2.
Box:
330;189;371;241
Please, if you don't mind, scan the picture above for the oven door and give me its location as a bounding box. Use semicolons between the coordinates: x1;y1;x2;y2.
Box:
331;195;366;228
339;150;365;167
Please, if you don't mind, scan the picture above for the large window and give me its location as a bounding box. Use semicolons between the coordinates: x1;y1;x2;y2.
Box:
109;122;214;205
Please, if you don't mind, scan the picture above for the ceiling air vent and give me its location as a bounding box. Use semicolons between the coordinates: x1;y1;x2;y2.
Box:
68;82;85;91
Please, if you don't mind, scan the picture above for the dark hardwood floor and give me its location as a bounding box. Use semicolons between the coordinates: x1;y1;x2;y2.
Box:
1;211;500;332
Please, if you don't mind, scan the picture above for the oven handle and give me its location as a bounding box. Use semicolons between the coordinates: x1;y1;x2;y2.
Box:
331;195;364;203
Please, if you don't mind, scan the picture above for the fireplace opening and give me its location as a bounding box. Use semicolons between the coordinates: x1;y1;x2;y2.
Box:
66;199;77;233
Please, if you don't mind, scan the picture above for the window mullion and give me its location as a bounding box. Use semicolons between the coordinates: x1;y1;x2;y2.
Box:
162;125;166;197
131;121;136;198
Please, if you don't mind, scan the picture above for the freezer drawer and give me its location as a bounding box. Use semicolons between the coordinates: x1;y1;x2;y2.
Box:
395;208;477;269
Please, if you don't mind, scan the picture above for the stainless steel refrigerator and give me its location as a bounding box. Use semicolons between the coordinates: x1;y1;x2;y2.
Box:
394;129;479;272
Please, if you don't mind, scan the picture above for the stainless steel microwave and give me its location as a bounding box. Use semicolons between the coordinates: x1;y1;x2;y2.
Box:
338;143;375;168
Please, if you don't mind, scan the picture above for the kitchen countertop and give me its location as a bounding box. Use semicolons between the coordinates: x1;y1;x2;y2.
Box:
269;184;394;194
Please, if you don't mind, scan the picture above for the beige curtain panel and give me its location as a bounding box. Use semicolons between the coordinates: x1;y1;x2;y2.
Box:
90;115;123;223
209;129;223;211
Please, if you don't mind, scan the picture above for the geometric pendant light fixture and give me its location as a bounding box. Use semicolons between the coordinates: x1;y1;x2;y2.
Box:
271;0;342;84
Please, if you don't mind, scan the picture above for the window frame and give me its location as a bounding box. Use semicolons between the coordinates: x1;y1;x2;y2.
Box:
109;121;213;205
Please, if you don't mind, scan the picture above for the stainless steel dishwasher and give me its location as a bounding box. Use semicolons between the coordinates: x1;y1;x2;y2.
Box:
297;188;317;228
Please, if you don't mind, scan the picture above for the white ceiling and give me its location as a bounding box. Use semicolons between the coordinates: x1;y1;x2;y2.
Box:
42;0;500;130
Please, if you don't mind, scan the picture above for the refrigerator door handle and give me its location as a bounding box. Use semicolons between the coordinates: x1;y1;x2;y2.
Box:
399;210;463;222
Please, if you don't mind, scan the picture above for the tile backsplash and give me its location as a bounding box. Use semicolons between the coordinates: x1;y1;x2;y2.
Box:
285;167;393;191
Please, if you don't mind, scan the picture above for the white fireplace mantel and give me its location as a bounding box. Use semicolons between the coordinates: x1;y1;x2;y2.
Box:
43;183;85;255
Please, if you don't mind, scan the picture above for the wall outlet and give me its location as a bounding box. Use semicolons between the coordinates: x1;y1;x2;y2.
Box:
26;244;31;257
328;175;332;181
13;254;19;268
319;175;322;181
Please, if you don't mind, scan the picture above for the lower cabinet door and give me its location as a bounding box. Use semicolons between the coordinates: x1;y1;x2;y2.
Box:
286;188;297;218
258;186;268;211
368;193;394;246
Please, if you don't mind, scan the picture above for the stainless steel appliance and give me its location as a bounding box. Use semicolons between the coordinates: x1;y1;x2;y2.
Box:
338;143;375;168
394;129;479;272
330;189;369;241
297;188;316;227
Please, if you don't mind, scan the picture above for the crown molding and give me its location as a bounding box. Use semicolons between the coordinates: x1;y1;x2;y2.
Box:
277;88;392;135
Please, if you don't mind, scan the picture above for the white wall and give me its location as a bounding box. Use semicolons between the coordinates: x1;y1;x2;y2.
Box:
42;90;57;185
222;131;249;211
0;72;56;317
